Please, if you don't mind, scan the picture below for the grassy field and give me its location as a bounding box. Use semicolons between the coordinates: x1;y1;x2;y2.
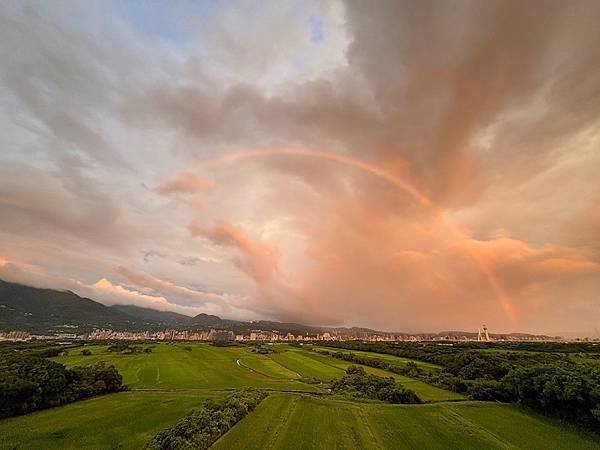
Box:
53;343;317;392
214;394;600;450
3;343;596;449
52;343;463;401
0;391;214;450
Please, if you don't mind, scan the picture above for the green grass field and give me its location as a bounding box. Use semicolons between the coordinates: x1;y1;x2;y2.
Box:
0;391;215;450
52;343;463;401
213;395;600;450
2;343;595;449
53;343;317;392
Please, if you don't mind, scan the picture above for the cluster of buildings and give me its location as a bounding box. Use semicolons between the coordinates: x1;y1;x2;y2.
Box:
0;330;31;341
2;328;597;343
87;328;339;342
89;328;234;341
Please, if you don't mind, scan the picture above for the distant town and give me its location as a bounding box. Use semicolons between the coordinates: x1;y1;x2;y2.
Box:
2;326;597;343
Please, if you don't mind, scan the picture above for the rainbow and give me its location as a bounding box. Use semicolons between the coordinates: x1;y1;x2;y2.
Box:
196;147;517;323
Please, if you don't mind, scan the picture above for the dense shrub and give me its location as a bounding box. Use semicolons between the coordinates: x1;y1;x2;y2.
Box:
147;389;267;450
331;366;422;404
0;356;124;418
107;343;143;354
251;346;274;354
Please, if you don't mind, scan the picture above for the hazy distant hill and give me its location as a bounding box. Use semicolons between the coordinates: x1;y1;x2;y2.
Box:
0;279;555;339
111;304;191;327
0;279;137;333
190;312;226;327
0;279;333;335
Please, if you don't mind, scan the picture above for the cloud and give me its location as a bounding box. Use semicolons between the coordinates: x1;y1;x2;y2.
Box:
178;256;223;266
142;250;167;263
0;256;247;317
115;266;232;310
189;221;279;284
89;277;175;311
1;0;600;333
154;172;214;196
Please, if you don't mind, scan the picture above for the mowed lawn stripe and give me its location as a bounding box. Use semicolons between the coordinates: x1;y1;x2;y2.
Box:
269;350;345;380
214;395;375;450
213;394;299;450
280;396;373;449
213;396;600;450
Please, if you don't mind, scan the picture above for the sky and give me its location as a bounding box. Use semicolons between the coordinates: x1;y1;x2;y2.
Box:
1;0;599;334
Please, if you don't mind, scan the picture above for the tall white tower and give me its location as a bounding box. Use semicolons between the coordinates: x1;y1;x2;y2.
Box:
483;324;490;342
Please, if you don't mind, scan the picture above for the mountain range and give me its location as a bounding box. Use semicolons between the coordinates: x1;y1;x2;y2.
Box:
0;279;328;335
0;279;554;339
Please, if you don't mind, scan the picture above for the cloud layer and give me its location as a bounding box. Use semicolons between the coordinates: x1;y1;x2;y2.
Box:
1;0;599;333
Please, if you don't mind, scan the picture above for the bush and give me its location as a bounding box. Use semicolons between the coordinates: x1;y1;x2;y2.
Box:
331;366;422;404
81;349;92;356
107;343;142;354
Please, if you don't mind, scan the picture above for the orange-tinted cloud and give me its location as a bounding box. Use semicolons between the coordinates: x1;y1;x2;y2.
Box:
189;221;279;284
115;266;231;309
154;172;214;196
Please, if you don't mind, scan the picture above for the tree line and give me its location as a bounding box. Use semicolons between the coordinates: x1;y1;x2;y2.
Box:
319;342;600;430
0;355;124;418
147;389;267;449
331;365;422;404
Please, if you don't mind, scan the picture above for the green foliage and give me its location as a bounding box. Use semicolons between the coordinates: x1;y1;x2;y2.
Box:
501;364;600;428
210;340;238;347
81;349;92;356
331;366;422;404
146;389;268;450
0;355;124;418
251;345;274;354
107;343;143;354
